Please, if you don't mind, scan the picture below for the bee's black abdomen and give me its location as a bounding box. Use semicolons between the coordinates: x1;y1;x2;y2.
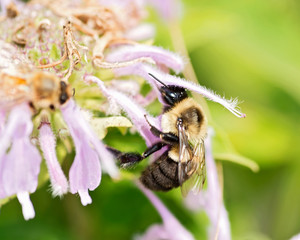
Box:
140;152;180;191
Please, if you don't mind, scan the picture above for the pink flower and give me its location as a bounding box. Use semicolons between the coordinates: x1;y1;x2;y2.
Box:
0;104;41;220
0;98;120;218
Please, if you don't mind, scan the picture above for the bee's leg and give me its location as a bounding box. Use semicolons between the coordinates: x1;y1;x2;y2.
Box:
159;133;179;144
150;125;178;144
106;146;122;156
142;142;167;158
117;142;167;168
148;123;179;144
144;115;179;144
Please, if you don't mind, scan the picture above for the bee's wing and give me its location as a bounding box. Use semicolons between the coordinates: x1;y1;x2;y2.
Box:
0;74;30;110
181;139;206;197
177;123;193;186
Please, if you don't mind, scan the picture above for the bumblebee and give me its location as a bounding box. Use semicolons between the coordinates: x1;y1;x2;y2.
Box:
0;68;71;111
117;74;207;195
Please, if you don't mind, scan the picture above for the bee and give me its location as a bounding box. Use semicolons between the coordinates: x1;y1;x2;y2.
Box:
0;67;71;111
117;74;207;196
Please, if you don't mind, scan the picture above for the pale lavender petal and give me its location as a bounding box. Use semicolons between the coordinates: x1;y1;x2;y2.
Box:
290;234;300;240
124;24;155;41
78;190;92;206
185;128;231;240
146;0;182;21
2;138;41;196
1;0;11;14
61;101;101;204
0;104;32;158
69;140;100;204
85;75;160;146
217;206;231;240
17;191;35;221
0;104;41;201
0;110;6;135
135;224;169;240
90;137;120;179
39;122;69;197
106;45;185;74
134;89;157;107
114;64;164;104
0;0;23;15
115;63;246;118
137;182;195;240
61;100;119;204
98;0;144;9
62;99;119;179
109;79;141;96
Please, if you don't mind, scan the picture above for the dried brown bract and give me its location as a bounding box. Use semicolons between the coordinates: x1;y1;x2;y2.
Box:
37;21;88;81
33;0;147;69
12;21;34;47
37;19;51;42
6;2;19;18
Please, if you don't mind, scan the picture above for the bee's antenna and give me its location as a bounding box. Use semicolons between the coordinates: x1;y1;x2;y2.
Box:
148;73;168;87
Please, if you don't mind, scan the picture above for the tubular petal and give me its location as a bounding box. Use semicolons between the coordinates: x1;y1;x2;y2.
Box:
39;122;69;197
0;104;41;200
184;128;231;240
85;75;160;146
17;191;35;221
106;45;184;74
115;63;246;118
78;190;92;206
61;99;119;204
137;182;194;240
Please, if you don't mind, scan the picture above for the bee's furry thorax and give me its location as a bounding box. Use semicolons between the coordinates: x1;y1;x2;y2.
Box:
161;98;207;140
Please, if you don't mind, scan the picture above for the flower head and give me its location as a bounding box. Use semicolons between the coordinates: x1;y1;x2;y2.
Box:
0;3;245;240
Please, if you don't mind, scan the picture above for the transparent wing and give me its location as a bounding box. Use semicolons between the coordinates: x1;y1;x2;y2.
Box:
0;73;30;110
177;122;193;186
181;139;206;197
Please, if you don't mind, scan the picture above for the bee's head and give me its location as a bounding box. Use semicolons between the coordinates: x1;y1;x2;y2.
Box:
160;85;188;106
59;81;71;105
148;73;188;106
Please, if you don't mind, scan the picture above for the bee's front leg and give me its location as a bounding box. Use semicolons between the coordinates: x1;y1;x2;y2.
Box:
114;142;167;168
144;115;179;144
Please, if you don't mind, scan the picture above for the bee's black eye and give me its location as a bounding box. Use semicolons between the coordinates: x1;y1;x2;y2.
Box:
59;93;68;104
59;81;70;105
160;86;188;106
49;104;55;110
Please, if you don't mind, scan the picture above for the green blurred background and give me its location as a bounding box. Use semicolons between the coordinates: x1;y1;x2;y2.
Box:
1;0;300;239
